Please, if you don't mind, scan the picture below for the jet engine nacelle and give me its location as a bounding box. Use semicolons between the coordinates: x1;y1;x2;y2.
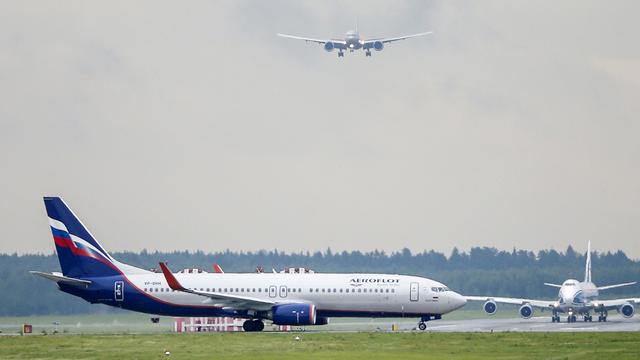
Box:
373;41;384;51
519;304;533;319
271;303;317;325
483;300;497;315
324;42;335;52
620;302;635;318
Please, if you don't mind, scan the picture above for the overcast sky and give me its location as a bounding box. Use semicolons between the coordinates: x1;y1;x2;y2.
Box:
1;1;639;258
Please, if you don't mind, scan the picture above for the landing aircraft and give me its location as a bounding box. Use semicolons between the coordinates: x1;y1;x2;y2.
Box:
277;24;432;57
31;197;466;331
466;242;639;323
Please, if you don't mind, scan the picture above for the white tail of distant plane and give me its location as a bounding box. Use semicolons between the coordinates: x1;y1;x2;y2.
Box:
585;240;592;283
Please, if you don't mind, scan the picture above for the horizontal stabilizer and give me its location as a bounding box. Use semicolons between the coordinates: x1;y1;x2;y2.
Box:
30;271;91;287
598;282;637;291
543;283;563;288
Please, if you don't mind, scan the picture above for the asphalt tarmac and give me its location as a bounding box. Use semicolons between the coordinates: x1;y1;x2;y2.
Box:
425;315;640;332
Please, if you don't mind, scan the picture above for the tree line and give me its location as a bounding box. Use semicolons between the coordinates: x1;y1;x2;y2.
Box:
1;246;639;316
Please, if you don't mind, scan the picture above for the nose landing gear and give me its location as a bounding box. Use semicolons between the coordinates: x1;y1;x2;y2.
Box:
338;51;344;58
583;314;593;322
365;50;372;57
551;313;560;323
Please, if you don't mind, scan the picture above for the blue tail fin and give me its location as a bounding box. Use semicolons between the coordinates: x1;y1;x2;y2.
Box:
45;197;120;278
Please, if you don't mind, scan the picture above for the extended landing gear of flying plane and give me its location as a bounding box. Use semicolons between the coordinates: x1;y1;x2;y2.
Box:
242;319;265;332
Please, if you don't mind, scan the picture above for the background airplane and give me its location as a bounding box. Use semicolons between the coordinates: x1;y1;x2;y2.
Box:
277;24;432;57
31;197;466;332
466;242;639;323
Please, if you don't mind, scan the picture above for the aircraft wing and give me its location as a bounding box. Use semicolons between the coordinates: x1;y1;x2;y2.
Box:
597;281;637;291
363;31;433;48
591;298;640;310
30;271;92;287
159;263;275;311
466;296;555;309
277;33;347;49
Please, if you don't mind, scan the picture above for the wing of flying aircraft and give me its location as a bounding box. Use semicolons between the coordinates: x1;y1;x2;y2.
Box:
159;262;277;311
276;33;347;50
362;31;433;49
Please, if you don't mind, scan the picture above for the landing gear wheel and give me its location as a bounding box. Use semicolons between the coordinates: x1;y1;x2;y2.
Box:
552;315;560;323
365;51;372;57
254;319;264;331
243;319;265;332
418;322;427;331
243;320;255;332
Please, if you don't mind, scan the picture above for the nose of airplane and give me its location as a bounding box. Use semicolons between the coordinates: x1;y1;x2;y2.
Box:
450;291;467;310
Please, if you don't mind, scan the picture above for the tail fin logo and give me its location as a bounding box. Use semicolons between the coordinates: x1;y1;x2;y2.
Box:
49;217;113;264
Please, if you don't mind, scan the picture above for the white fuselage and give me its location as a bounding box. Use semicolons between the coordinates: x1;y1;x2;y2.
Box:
128;272;466;317
345;30;362;50
555;279;599;314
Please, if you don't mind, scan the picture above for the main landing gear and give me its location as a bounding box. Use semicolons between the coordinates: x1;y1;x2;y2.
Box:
242;319;265;332
583;314;593;322
365;50;372;57
338;51;344;58
598;309;608;322
551;313;560;323
567;314;577;323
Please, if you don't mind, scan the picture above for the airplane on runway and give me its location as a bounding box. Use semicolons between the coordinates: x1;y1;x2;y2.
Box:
466;242;640;323
31;197;466;331
277;24;432;57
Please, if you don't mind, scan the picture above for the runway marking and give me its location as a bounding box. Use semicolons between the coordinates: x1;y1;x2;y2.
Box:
427;325;457;330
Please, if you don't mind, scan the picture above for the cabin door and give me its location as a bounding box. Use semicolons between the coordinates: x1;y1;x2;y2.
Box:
410;282;419;302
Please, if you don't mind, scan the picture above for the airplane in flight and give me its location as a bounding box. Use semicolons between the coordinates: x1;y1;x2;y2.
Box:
466;242;639;323
31;197;466;331
277;25;432;57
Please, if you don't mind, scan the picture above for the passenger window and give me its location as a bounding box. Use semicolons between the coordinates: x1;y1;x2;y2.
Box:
235;288;239;292
391;289;395;293
258;288;262;292
310;289;313;293
385;289;389;293
316;288;319;292
322;288;325;293
298;288;302;293
252;288;256;292
340;289;343;293
358;289;361;293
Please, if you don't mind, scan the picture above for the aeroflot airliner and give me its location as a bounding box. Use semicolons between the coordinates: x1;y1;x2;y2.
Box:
31;197;466;331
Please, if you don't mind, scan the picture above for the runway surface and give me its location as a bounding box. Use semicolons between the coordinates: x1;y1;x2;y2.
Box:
425;315;640;332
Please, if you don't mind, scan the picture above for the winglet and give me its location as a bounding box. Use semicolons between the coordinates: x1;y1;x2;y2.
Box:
159;262;185;291
213;263;224;273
